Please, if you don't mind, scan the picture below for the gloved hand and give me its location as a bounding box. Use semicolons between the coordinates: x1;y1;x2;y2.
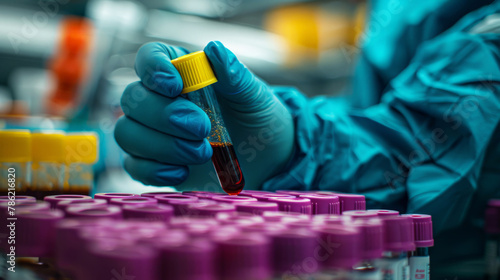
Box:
114;41;294;190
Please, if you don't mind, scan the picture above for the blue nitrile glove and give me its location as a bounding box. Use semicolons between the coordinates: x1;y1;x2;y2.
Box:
114;41;294;190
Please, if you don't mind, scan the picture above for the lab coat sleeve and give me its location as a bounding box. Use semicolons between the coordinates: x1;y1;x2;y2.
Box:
263;31;500;234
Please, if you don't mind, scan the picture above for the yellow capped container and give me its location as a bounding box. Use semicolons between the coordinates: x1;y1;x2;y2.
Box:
31;132;66;163
0;130;32;193
63;132;98;195
0;130;31;162
171;51;218;93
65;133;98;164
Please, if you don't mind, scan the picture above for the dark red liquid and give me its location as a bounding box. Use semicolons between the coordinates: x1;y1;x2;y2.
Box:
210;143;245;195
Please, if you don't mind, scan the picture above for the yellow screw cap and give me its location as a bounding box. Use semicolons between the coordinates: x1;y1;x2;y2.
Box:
32;132;66;163
0;130;31;162
65;133;98;164
171;51;218;93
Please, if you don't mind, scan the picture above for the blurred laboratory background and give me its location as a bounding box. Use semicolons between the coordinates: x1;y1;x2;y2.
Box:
0;0;365;194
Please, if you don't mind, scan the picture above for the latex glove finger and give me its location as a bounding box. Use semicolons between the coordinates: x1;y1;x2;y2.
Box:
124;155;189;186
134;42;189;97
121;81;211;141
114;116;213;165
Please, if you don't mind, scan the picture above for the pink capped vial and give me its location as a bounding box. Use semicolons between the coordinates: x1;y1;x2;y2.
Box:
188;203;236;218
216;212;264;226
313;214;353;226
17;210;64;257
352;218;384;260
93;192;140;202
65;205;123;220
336;194;366;213
56;199;107;212
238;190;273;197
276;190;308;196
270;229;319;276
44;194;92;209
299;194;340;215
403;214;433;248
252;193;295;202
382;216;415;252
343;210;379;220
82;243;159;280
212;195;257;204
242;223;288;235
268;197;312;215
161;239;216;280
262;211;311;222
141;191;180;198
216;233;271;280
122;204;174;222
368;209;400;216
109;196;158;207
235;202;279;215
315;225;361;269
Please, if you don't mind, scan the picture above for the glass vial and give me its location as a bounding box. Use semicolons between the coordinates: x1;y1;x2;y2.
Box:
171;51;245;195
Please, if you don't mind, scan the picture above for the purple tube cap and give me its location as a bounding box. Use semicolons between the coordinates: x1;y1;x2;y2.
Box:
270;228;318;273
382;216;416;252
337;194;366;212
44;194;92;208
85;244;159;280
156;194;198;204
122;204;174;222
109;197;158;207
93;192;140;202
315;225;361;269
352;218;384;260
403;214;434;247
141;191;180;198
262;211;311;222
66;205;123;219
299;194;340;214
235;202;279;215
216;233;271;280
343;210;378;219
368;209;400;216
212;196;257;204
268;197;312;215
188;203;236;217
17;210;64;257
238;190;273;197
276;190;308;196
252;193;295;202
160;239;215;280
56;199;107;211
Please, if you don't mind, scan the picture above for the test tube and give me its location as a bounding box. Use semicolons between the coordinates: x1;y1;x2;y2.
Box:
379;216;415;280
403;214;433;280
171;51;245;195
64;132;98;195
31;131;66;199
0;130;31;195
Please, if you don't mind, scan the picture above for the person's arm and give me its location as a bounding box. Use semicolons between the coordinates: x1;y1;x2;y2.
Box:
264;31;500;234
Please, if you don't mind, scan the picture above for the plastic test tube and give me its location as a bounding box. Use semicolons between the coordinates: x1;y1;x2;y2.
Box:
0;130;31;195
171;51;245;195
64;132;98;195
378;216;415;280
31;131;66;199
404;214;433;280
